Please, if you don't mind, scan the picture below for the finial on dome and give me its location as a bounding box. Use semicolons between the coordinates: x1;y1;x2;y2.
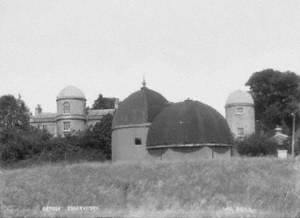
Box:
142;76;146;88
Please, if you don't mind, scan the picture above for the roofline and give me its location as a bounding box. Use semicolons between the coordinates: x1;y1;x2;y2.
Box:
56;114;86;121
56;97;86;101
225;102;254;108
112;123;151;130
88;108;115;112
30;120;56;124
147;143;232;149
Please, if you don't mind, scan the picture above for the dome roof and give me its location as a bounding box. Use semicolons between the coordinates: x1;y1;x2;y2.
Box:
147;100;233;147
112;87;168;128
57;86;86;100
225;90;254;106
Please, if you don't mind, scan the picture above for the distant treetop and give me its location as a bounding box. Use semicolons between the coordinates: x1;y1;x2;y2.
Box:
0;94;30;130
92;94;117;110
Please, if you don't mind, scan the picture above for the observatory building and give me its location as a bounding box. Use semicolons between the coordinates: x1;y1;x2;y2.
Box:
30;85;117;136
111;83;233;162
225;90;255;139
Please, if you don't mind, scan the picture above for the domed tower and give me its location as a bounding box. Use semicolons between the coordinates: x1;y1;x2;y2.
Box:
147;100;233;160
56;85;87;136
225;90;255;139
111;85;168;161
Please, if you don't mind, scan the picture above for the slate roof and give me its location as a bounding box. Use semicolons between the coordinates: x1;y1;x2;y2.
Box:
87;109;115;120
147;100;233;147
88;109;115;116
30;112;57;123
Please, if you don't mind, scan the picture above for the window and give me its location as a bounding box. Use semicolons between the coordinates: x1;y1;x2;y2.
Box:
135;137;142;145
63;122;71;132
63;102;70;114
237;128;244;136
42;124;47;130
236;107;244;114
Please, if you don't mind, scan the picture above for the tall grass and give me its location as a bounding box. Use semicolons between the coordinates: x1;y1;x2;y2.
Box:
1;158;300;217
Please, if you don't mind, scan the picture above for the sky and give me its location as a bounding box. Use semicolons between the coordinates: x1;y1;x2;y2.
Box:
0;0;300;115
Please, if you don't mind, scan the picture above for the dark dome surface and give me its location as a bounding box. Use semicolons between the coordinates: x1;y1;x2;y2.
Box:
147;100;233;147
112;87;168;128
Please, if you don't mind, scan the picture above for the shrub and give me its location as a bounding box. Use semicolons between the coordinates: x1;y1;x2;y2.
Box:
38;136;106;162
0;127;51;163
235;133;278;156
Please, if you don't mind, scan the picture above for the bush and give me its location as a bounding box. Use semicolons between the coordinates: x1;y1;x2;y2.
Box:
0;127;51;163
38;136;106;162
235;133;278;156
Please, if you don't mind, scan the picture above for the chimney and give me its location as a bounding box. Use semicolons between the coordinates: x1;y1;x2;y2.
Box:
35;104;42;116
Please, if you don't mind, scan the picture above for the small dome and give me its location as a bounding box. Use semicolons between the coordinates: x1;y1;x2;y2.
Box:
57;86;86;100
112;87;168;128
147;100;233;147
225;90;254;106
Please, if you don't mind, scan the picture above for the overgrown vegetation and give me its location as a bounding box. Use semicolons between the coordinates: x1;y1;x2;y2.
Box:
0;115;113;167
235;133;279;156
0;127;51;162
1;158;299;217
0;94;113;167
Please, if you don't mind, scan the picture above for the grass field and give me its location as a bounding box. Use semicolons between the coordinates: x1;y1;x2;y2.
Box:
1;158;300;217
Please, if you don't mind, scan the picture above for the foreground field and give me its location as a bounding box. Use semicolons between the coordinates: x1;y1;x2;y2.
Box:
1;158;300;217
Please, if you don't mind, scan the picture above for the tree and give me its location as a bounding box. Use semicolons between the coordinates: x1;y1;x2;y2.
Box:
92;94;116;109
0;95;52;164
76;113;113;159
91;113;113;159
246;69;300;133
0;95;30;130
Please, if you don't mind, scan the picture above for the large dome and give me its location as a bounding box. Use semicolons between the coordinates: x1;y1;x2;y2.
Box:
147;100;233;147
225;90;254;106
57;85;86;100
112;87;168;128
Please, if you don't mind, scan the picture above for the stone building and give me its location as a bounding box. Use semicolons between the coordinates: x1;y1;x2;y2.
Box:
30;85;117;136
225;90;255;139
111;83;233;162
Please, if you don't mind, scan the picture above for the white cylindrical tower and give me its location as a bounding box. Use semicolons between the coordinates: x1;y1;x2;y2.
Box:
56;85;87;136
225;90;255;139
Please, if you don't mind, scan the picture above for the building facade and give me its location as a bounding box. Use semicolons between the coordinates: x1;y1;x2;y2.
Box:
30;86;117;136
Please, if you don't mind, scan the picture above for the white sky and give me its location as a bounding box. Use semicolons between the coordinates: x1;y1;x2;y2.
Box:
0;0;300;115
